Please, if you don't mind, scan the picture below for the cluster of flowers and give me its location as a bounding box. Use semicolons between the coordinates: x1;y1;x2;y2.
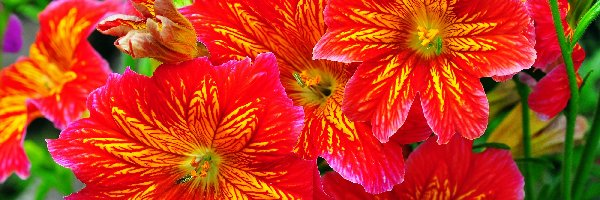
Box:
0;0;586;199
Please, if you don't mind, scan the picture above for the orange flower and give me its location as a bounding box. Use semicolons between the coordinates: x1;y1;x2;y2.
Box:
48;53;317;199
0;0;116;182
313;0;536;144
97;0;208;63
181;0;432;193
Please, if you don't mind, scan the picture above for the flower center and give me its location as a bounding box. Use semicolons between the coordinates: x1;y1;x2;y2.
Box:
411;24;444;58
293;70;333;99
417;26;439;47
176;150;221;193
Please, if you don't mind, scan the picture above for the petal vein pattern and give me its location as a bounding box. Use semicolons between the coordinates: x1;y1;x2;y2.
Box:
313;0;535;144
0;0;116;182
48;54;315;199
181;0;432;193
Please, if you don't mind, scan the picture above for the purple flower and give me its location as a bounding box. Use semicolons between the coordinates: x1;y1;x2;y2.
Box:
3;14;23;53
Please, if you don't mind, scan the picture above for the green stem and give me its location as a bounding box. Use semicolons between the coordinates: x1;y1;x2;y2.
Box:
571;1;600;49
514;77;534;200
572;93;600;200
0;10;10;67
549;1;580;199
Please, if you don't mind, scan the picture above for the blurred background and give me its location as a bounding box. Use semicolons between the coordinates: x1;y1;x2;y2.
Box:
1;0;600;199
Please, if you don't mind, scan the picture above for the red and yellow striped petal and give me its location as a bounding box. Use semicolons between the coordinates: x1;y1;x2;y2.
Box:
27;0;115;129
343;52;428;143
446;0;535;77
0;94;39;182
312;0;407;63
180;0;311;73
50;53;314;198
421;58;489;144
0;59;50;181
322;136;524;199
295;89;406;194
394;136;524;199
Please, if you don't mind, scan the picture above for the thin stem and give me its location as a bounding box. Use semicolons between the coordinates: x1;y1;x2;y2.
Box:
0;10;10;67
571;1;600;49
572;93;600;200
548;1;580;200
514;76;534;200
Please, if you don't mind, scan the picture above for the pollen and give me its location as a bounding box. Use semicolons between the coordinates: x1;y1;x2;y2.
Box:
176;150;221;193
417;26;439;47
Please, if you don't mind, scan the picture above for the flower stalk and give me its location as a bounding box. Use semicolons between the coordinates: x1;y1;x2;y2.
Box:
514;76;534;200
548;0;580;199
571;1;600;49
572;93;600;200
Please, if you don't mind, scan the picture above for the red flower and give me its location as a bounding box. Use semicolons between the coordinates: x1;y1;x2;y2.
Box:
48;53;317;199
323;136;524;199
181;0;431;193
0;0;115;182
313;0;536;144
527;0;586;119
97;0;208;64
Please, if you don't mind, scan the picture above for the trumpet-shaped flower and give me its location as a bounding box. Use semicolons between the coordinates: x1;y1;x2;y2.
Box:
48;53;316;199
322;136;524;199
527;0;586;119
181;0;432;193
97;0;208;64
0;0;115;182
313;0;536;144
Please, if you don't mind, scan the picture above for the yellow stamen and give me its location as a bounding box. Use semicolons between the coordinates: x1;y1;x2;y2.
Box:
299;71;322;87
417;26;439;47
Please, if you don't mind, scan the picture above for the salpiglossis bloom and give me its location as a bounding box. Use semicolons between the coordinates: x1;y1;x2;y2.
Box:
313;0;536;144
527;0;586;119
0;0;115;182
97;0;208;64
48;53;317;199
181;0;431;193
322;136;524;199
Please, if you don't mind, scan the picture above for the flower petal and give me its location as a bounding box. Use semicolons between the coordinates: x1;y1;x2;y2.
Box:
445;0;535;77
394;135;524;199
420;58;488;144
99;0;206;63
322;136;524;199
528;0;571;71
24;0;115;129
343;52;427;142
0;94;32;182
322;172;391;200
50;53;312;198
0;59;52;182
295;90;406;194
312;0;406;63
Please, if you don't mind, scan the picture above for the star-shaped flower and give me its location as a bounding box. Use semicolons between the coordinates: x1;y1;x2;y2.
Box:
48;53;316;199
